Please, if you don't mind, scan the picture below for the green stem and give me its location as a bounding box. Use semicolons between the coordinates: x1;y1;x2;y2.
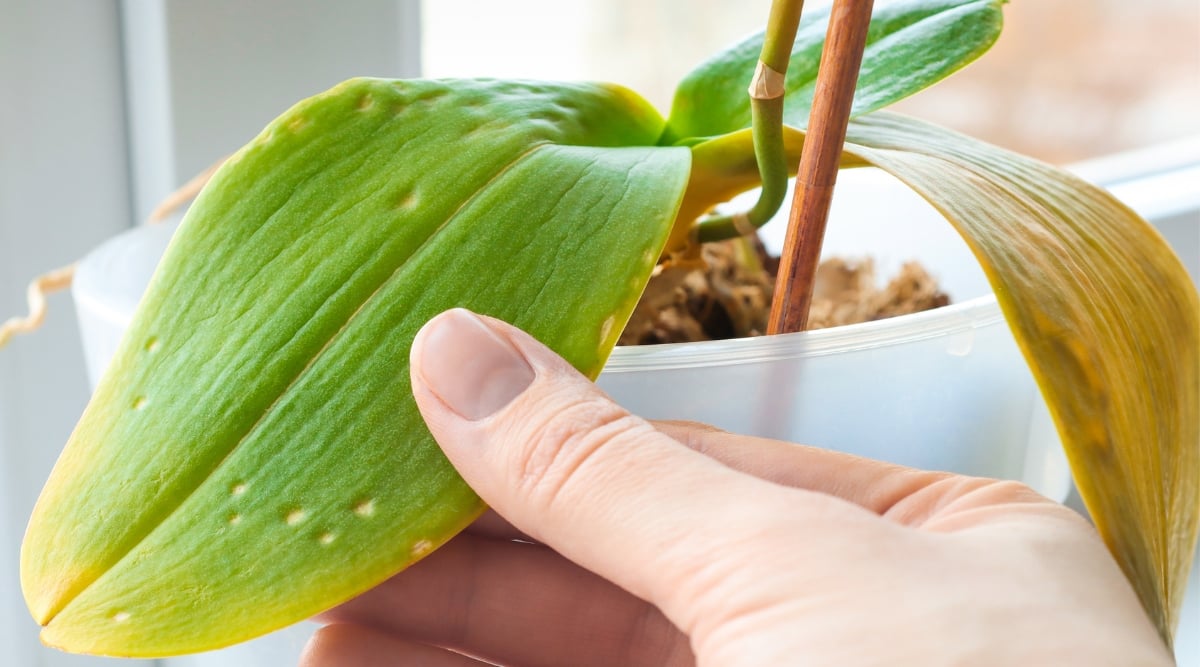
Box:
696;0;804;243
761;0;806;73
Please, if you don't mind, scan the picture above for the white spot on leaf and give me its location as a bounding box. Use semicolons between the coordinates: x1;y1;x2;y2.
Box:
395;191;419;211
411;539;434;557
354;500;375;518
600;316;615;344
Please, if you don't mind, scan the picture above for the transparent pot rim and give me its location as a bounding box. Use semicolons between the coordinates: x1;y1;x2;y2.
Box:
78;279;1004;374
603;294;1004;372
73;283;135;330
72;222;1007;374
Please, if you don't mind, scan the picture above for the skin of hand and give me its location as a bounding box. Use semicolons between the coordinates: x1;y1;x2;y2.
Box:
300;308;1173;667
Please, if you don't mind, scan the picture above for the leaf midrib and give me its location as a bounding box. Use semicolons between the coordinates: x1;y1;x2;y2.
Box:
42;142;550;625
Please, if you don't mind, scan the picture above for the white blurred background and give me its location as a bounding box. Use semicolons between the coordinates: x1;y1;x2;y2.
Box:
2;0;1197;665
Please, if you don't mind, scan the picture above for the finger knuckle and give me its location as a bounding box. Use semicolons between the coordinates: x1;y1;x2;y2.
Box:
945;477;1044;508
507;395;647;512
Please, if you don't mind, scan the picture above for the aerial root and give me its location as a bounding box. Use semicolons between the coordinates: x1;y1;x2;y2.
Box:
0;263;78;349
0;154;230;351
147;155;228;223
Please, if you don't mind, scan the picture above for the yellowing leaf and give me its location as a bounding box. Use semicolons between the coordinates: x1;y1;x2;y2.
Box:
843;112;1200;646
668;112;1198;645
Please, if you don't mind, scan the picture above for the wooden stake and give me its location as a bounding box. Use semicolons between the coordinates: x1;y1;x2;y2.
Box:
767;0;875;334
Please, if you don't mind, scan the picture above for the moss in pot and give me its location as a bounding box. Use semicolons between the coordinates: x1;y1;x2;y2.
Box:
1;0;1195;658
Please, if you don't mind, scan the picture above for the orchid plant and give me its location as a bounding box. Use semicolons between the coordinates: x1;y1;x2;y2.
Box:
9;0;1197;658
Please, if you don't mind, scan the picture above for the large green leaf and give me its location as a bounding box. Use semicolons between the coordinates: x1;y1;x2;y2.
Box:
21;78;690;656
841;113;1199;645
664;0;1002;143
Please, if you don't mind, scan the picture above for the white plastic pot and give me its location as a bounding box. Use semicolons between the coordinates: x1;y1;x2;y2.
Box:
70;168;1071;665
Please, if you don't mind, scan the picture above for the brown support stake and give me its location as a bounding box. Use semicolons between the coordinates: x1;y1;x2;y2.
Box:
767;0;875;334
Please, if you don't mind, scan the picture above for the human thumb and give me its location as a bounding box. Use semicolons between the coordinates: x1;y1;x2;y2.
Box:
408;308;800;616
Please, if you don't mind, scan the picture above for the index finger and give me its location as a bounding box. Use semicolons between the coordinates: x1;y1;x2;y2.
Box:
653;420;1053;526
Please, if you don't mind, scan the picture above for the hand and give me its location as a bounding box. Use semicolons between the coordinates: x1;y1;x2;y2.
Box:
301;308;1171;667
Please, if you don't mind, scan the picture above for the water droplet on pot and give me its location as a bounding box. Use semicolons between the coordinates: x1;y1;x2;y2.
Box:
946;328;975;357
